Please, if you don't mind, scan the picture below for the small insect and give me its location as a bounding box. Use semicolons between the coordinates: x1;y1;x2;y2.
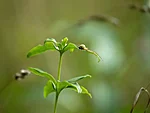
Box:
15;69;31;80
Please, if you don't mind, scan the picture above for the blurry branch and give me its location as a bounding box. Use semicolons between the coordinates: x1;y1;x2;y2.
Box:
130;82;150;113
56;14;120;38
59;15;119;37
74;15;120;27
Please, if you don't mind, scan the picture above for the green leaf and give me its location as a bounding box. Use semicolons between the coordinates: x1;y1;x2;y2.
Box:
44;38;57;44
72;82;82;93
57;81;82;93
28;67;56;84
66;82;82;93
27;44;50;58
66;82;92;97
56;42;63;50
67;75;91;83
63;43;78;52
61;37;68;47
57;81;69;93
27;38;59;58
44;38;59;50
67;83;92;98
80;86;92;98
44;80;56;98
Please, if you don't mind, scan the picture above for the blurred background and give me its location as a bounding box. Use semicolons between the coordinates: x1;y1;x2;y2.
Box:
0;0;150;113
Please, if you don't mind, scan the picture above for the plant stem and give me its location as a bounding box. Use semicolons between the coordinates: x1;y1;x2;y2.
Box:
57;53;63;81
53;53;63;113
54;92;59;113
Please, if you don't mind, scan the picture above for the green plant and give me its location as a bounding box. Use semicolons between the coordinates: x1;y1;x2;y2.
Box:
27;37;101;113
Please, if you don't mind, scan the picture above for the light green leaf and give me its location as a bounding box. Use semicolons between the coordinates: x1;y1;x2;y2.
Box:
80;86;92;98
67;75;91;83
44;38;57;43
27;38;59;58
56;42;63;50
67;84;92;98
57;81;82;93
44;38;59;50
28;67;56;84
57;81;69;93
27;44;50;58
73;82;82;93
63;43;78;52
61;37;68;47
44;80;56;98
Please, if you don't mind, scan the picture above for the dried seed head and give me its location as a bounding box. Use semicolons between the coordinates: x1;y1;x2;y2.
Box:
20;69;31;76
15;69;31;80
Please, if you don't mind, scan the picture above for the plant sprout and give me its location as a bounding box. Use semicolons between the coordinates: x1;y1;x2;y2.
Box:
27;37;101;113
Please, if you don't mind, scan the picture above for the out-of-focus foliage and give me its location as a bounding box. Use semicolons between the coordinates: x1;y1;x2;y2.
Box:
0;0;150;113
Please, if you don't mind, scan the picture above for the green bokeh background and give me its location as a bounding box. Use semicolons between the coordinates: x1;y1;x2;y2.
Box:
0;0;150;113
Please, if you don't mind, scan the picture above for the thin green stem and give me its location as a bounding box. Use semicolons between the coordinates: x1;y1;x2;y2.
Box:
57;53;63;81
53;53;63;113
54;92;59;113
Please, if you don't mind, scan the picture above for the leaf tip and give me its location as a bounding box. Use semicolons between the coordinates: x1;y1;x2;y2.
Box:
43;95;47;98
43;90;48;98
28;67;32;70
27;53;31;58
88;75;92;78
89;94;92;98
